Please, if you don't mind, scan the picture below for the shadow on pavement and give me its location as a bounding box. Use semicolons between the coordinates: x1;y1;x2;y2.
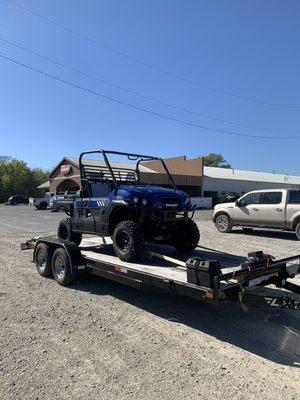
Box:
230;228;297;241
69;270;300;368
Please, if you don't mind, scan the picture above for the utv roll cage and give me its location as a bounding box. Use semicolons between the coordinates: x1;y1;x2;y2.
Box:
79;150;176;193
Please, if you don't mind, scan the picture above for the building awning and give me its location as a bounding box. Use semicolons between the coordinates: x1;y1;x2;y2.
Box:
37;181;50;189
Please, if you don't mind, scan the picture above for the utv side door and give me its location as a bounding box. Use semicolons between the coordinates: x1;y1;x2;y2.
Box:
73;183;111;235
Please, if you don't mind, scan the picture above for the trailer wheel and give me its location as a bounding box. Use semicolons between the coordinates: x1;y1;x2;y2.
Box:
35;242;53;277
58;218;82;246
113;220;145;262
52;247;75;285
295;222;300;240
215;214;233;233
172;220;200;251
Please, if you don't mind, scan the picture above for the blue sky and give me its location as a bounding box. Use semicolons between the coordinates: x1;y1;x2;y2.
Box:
0;0;300;173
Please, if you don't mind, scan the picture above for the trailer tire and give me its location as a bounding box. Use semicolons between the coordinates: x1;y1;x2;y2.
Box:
58;218;82;246
215;214;233;233
295;222;300;240
172;220;200;251
52;247;75;285
113;220;145;262
35;242;53;277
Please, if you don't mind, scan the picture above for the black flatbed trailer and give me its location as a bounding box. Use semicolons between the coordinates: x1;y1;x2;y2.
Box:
21;237;300;312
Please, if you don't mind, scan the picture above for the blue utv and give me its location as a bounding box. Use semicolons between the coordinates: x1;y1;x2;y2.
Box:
57;150;200;261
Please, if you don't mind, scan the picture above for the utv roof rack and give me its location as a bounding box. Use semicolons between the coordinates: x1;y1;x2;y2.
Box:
79;149;176;188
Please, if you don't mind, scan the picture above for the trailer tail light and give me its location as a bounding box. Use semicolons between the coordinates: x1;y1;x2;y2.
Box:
114;266;127;274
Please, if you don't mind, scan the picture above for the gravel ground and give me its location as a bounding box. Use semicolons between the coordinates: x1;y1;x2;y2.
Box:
0;206;300;400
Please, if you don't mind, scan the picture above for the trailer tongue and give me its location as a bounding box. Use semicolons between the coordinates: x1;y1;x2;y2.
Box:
21;237;300;312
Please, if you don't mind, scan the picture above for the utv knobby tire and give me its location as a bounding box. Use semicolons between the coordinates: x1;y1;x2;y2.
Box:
172;219;200;251
52;247;75;285
295;222;300;240
113;220;145;262
35;242;53;277
58;218;82;246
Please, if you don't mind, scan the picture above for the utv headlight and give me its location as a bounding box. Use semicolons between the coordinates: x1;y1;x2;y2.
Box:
141;198;147;206
133;196;139;204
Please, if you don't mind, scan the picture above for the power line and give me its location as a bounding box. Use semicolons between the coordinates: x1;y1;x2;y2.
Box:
1;52;300;140
3;0;300;109
1;36;300;135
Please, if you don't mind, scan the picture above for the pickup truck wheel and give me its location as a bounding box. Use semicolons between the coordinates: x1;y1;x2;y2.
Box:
35;242;53;277
58;218;82;246
113;220;145;262
215;214;233;233
52;247;75;285
172;220;200;251
295;222;300;240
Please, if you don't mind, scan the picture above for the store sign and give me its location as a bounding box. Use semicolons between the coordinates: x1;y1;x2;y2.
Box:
60;164;72;175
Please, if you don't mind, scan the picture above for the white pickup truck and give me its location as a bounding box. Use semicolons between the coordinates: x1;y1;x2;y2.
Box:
213;188;300;240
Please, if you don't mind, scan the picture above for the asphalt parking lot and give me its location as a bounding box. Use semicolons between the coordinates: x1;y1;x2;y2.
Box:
0;205;300;400
0;205;63;234
0;205;298;260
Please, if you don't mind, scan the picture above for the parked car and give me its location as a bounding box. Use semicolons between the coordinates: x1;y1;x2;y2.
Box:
213;188;300;240
49;190;79;212
7;195;29;205
29;192;56;210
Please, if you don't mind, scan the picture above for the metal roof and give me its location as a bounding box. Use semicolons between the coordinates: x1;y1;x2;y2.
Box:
204;166;300;185
37;180;50;189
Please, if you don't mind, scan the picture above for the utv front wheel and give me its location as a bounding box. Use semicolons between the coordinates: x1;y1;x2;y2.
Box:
58;218;82;246
172;220;200;251
113;221;145;262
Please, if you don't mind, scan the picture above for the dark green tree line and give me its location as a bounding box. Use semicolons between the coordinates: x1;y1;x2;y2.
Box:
203;153;231;168
0;156;49;203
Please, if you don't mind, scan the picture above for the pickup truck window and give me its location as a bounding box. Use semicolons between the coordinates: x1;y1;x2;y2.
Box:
261;192;282;204
289;190;300;204
239;192;261;206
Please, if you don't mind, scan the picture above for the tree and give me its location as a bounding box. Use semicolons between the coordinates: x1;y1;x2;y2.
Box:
0;156;49;203
203;153;231;168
